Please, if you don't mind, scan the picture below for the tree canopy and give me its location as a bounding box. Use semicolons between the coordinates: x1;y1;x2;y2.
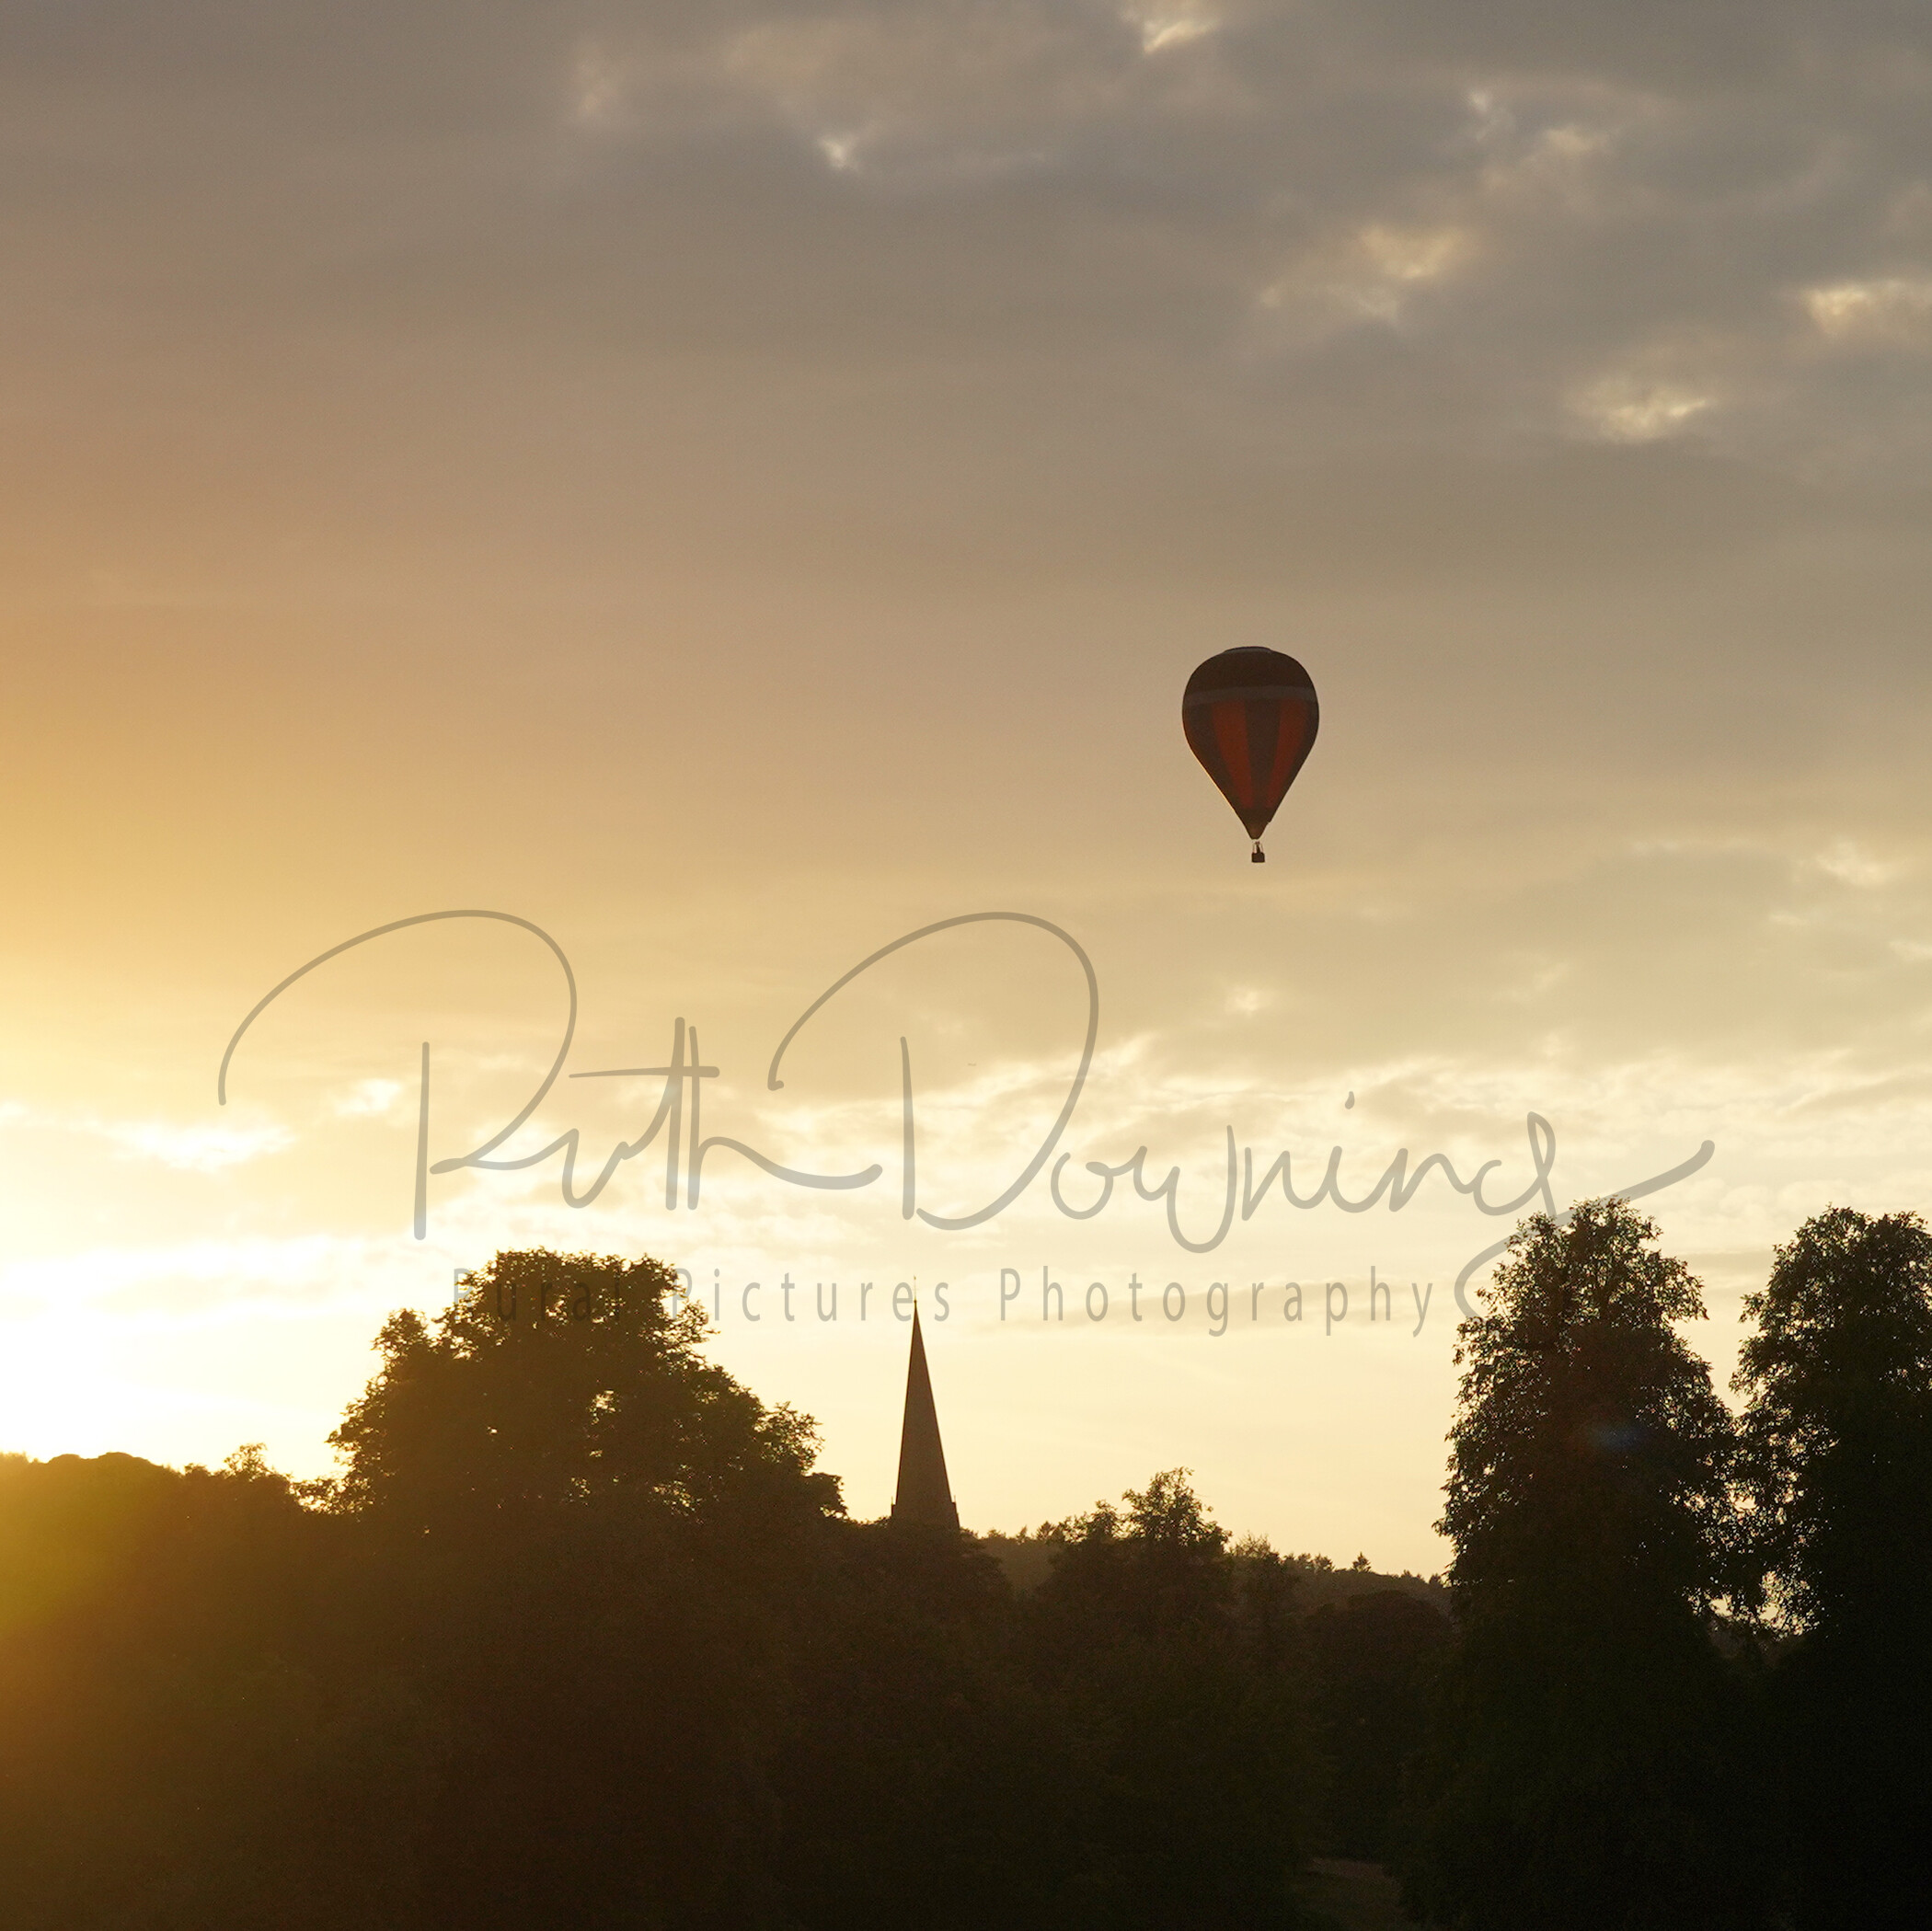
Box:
5;1216;1931;1929
1440;1199;1740;1616
1733;1207;1932;1930
1406;1201;1765;1931
1734;1205;1932;1635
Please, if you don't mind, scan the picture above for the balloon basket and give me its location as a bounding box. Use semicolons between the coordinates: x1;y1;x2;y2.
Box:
1251;845;1266;864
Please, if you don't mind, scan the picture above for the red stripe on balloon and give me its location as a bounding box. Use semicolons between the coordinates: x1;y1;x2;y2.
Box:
1211;702;1254;809
1264;699;1310;808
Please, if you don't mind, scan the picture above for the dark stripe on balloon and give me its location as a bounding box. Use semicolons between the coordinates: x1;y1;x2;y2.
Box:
1182;709;1238;810
1246;698;1282;820
1183;684;1317;707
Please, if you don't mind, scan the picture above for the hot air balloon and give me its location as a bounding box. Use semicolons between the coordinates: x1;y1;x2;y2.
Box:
1182;647;1319;863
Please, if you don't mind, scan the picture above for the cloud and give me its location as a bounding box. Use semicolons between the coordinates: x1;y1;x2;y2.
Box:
1808;839;1906;890
1569;374;1717;443
569;42;631;128
1804;276;1932;347
0;1104;293;1173
3;0;1929;557
331;1079;406;1120
97;1120;294;1172
0;1234;375;1311
1259;223;1472;331
1124;5;1220;56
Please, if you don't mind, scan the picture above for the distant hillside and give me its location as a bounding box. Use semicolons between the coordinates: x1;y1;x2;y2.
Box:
1288;1554;1449;1614
978;1527;1448;1613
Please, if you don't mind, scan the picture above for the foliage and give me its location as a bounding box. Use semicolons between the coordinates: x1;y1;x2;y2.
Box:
0;1447;421;1928
1020;1471;1318;1929
1734;1205;1932;1634
327;1249;837;1528
1439;1201;1740;1615
1307;1590;1449;1861
1733;1207;1932;1930
320;1250;845;1929
1402;1201;1766;1931
9;1210;1932;1929
0;1258;1341;1930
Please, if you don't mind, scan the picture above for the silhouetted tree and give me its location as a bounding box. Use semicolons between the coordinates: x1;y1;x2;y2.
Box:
1308;1588;1448;1860
1023;1471;1319;1930
0;1447;424;1929
1402;1201;1767;1930
1734;1206;1932;1928
26;1230;1847;1929
320;1248;844;1931
772;1521;1067;1930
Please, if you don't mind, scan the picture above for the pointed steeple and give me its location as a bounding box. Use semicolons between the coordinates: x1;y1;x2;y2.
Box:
891;1302;959;1529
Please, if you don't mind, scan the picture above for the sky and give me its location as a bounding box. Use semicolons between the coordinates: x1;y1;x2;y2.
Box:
2;0;1930;1572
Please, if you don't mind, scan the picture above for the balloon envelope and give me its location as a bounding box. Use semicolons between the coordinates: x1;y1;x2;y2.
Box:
1181;647;1319;845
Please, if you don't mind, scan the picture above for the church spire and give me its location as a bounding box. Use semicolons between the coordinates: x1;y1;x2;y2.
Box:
891;1301;959;1529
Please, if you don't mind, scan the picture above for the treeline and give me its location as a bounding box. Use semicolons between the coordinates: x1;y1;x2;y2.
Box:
1401;1200;1932;1931
1;1208;1928;1928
